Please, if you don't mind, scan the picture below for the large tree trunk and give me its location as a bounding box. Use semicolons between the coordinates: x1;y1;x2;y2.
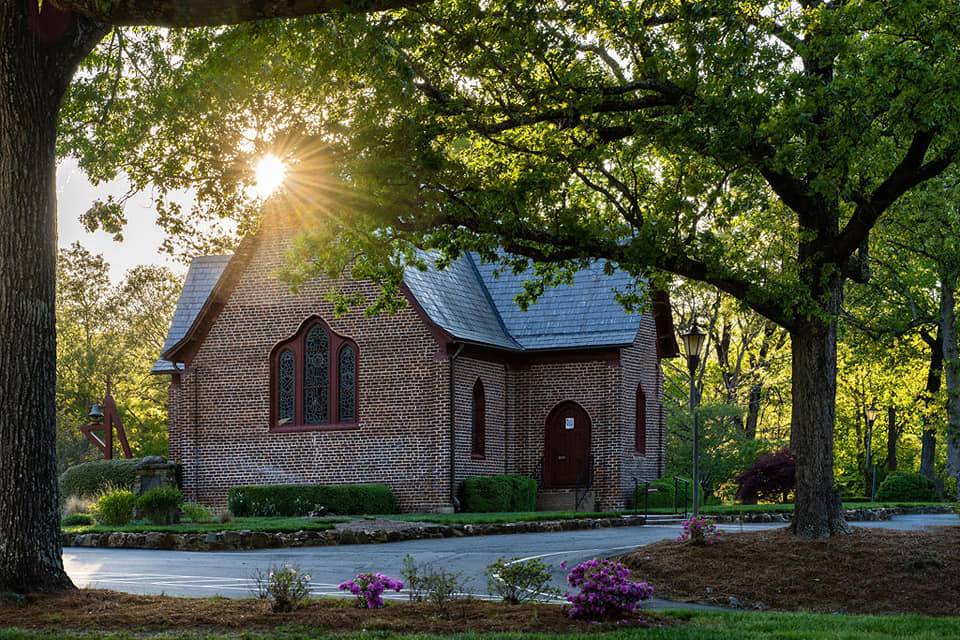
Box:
790;318;850;539
919;328;942;482
885;406;898;472
942;269;960;499
0;3;104;593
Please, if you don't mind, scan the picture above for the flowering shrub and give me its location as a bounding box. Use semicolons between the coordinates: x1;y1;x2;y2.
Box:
339;572;404;609
254;564;311;612
678;517;721;546
562;558;653;621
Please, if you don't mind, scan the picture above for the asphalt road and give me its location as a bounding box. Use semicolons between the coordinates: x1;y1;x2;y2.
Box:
64;514;957;608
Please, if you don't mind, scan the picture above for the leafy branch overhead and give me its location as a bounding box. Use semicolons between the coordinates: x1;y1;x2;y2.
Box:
63;1;960;328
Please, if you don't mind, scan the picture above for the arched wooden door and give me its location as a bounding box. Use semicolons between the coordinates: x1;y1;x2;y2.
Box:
543;401;592;488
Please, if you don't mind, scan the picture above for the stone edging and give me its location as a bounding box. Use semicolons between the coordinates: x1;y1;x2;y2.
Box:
62;514;649;551
711;505;953;524
62;506;953;551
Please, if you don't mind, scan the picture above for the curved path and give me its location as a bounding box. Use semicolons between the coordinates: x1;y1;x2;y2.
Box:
64;514;956;607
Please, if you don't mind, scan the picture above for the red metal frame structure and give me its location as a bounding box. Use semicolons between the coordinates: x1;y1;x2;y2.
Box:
80;379;133;460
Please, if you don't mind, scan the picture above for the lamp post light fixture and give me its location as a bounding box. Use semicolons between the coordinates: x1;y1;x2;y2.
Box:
681;323;707;518
865;401;878;501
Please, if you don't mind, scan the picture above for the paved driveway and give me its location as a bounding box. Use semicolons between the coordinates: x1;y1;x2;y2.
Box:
64;513;957;607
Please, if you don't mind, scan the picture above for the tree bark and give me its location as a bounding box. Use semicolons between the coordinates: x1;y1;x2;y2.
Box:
942;269;960;499
885;406;898;472
790;318;850;539
0;3;105;593
919;328;942;482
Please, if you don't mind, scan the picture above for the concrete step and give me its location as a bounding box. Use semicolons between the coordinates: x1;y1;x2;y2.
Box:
537;489;595;512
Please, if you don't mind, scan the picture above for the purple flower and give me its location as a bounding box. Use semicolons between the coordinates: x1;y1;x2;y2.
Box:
563;558;653;621
339;572;404;609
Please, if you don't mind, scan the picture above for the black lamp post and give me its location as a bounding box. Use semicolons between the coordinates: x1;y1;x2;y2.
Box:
681;323;707;518
865;401;878;501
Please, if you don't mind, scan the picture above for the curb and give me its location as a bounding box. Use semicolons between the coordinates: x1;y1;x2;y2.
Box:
711;505;953;524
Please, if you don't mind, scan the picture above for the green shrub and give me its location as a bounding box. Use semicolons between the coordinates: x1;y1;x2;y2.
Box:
60;459;141;499
486;557;558;603
181;502;215;523
227;483;396;517
137;486;184;524
876;471;939;502
460;475;536;513
62;513;94;527
94;489;136;526
634;478;702;510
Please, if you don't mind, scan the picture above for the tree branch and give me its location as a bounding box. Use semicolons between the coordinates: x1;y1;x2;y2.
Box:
836;131;958;260
54;0;426;27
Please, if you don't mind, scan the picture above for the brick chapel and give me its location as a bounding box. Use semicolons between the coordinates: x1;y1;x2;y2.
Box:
154;215;679;513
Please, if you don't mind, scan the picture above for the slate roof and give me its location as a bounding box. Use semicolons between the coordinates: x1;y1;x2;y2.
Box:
403;253;643;352
156;251;647;373
152;255;232;373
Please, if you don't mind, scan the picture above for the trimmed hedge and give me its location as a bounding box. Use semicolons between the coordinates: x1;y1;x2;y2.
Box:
876;471;939;502
60;459;141;499
634;478;702;510
460;475;537;513
227;483;396;517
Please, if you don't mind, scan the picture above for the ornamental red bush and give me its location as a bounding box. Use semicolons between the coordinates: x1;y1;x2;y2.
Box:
735;448;796;504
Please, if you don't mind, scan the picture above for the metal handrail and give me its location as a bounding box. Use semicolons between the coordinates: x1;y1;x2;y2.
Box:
574;456;594;512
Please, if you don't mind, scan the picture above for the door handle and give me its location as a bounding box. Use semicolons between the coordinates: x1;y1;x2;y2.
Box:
557;455;567;461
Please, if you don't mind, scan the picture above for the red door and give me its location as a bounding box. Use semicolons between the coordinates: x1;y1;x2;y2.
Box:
543;401;592;488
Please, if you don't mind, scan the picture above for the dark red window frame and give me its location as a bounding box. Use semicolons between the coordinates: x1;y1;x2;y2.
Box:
635;383;647;455
269;316;360;433
471;378;486;459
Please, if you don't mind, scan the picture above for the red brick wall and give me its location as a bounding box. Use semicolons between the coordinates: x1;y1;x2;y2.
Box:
452;356;510;490
171;218;453;513
512;356;623;510
619;312;667;502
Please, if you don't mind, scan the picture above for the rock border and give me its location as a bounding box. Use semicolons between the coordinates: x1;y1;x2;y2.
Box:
62;514;649;551
711;505;953;524
62;506;953;551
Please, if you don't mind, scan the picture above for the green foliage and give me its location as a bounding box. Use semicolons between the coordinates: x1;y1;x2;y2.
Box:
227;484;396;517
55;244;180;470
254;565;311;613
60;459;140;499
876;472;940;502
399;556;469;617
486;557;558;604
61;513;94;527
136;486;184;524
460;475;537;513
181;502;215;523
94;489;136;526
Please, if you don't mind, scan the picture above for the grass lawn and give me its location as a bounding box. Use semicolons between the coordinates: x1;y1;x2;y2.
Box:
0;606;958;639
387;510;629;525
643;501;947;515
62;516;347;535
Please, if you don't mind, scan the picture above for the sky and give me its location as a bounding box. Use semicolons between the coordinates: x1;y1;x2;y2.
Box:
56;158;190;282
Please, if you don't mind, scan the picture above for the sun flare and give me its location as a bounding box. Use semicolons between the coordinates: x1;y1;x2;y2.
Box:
252;154;288;199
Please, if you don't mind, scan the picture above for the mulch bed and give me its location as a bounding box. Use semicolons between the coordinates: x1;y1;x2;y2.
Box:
0;590;664;633
621;526;960;616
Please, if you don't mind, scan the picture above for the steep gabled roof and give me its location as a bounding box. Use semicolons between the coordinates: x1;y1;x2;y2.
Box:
157;246;676;372
151;255;231;374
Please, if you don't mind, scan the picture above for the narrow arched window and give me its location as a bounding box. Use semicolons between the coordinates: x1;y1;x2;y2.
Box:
472;378;486;459
277;349;296;425
303;324;330;424
270;317;359;431
635;384;647;455
338;344;357;423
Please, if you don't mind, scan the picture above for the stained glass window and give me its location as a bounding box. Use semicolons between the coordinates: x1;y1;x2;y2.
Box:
278;349;295;425
472;379;485;458
303;324;329;424
338;345;357;422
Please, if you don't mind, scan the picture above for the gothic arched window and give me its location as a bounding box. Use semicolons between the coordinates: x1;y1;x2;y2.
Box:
270;317;359;431
635;384;647;455
471;378;486;459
